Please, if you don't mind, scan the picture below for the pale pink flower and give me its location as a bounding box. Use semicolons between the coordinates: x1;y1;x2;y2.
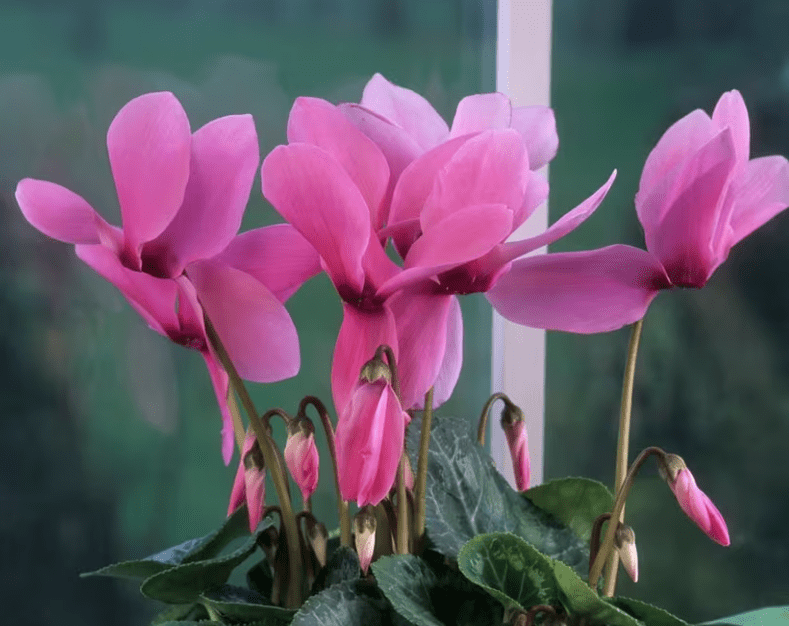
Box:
16;92;319;462
487;90;789;333
284;424;320;502
227;430;266;533
502;418;530;492
669;466;730;547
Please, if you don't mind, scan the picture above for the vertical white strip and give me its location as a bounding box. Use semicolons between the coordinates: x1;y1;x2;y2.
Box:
491;0;552;487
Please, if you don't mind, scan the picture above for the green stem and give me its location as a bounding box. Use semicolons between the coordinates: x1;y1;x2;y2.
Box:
588;513;612;580
589;446;667;589
299;396;351;547
204;315;302;608
396;453;410;554
476;391;512;446
414;387;434;546
603;317;644;597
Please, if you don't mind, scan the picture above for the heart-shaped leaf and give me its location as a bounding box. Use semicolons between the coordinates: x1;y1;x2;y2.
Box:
200;584;295;623
611;597;690;626
372;555;444;626
699;606;789;626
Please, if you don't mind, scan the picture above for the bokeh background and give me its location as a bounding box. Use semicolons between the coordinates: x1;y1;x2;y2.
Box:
0;0;787;624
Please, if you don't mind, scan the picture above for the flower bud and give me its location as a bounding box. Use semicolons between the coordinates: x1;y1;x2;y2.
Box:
354;505;377;574
307;520;328;568
227;430;266;533
284;417;320;502
359;354;392;385
501;404;530;491
614;524;638;583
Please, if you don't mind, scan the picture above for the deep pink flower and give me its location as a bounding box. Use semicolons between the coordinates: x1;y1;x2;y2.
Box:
335;377;407;506
487;90;789;333
227;430;266;533
502;417;530;492
668;465;730;547
16;92;319;462
284;424;320;502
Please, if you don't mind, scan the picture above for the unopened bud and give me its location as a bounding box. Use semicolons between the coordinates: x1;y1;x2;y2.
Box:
614;524;638;583
307;520;328;568
284;417;319;501
658;453;687;484
354;505;377;574
359;355;392;385
501;406;530;491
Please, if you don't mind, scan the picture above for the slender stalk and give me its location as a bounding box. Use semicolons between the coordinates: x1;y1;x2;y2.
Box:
299;396;351;547
588;446;666;589
414;387;434;545
203;315;302;608
603;317;644;597
476;391;512;446
227;389;246;456
588;513;612;580
396;453;410;554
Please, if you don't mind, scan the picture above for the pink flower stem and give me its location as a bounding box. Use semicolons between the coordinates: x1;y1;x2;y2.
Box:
203;314;303;608
414;387;434;549
298;395;352;547
589;446;667;590
476;392;518;446
603;317;644;597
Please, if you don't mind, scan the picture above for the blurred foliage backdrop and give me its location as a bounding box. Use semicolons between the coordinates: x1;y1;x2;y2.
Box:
1;0;788;624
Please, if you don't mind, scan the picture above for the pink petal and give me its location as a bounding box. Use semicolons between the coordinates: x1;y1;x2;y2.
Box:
389;291;455;410
227;452;248;516
512;170;550;230
331;303;397;414
728;155;789;246
16;179;111;244
645;129;737;287
261;143;370;293
501;170;617;264
187;259;300;383
637;109;717;230
430;295;463;408
284;430;320;501
107;92;192;257
244;458;267;532
503;419;530;491
360;73;449;151
449;93;512;137
486;245;670;333
671;469;730;547
511;105;559;170
421;129;527;231
362;235;402;292
145;114;259;276
215;225;321;303
712;90;750;164
75;244;180;337
203;351;235;465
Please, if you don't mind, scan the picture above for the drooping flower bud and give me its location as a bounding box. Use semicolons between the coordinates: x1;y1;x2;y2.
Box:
227;430;266;533
614;524;638;583
501;403;530;491
284;417;320;502
354;505;377;574
307;519;329;569
660;453;730;546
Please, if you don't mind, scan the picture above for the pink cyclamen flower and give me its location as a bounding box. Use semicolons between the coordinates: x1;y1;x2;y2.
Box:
502;416;530;492
667;463;730;547
228;430;266;533
487;90;789;333
16;92;319;463
335;376;407;507
284;422;320;502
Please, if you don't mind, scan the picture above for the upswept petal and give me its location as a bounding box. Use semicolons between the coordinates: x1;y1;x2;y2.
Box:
389;291;454;410
449;92;512;137
500;170;617;264
429;295;463;408
262;143;370;293
379;204;513;297
637;109;717;229
187;259;300;383
512;170;550;230
331;303;397;414
510;105;559;170
107;92;191;259
712;90;750;164
203;351;235;465
360;73;449;151
146;114;259;276
16;179;108;244
727;155;789;246
421;129;526;231
288;98;390;229
645;129;737;286
362;235;402;292
75;243;180;337
486;245;670;334
215;225;321;303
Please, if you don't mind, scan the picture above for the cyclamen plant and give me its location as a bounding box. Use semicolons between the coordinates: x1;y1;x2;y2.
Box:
17;77;789;626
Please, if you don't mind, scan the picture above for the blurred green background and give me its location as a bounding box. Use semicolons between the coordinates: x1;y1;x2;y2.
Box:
1;0;788;624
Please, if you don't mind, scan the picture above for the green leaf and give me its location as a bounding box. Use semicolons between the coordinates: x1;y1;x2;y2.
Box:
82;505;252;581
405;415;588;572
200;584;295;624
611;597;690;626
524;477;615;542
456;533;559;611
372;555;443;626
292;580;392;626
699;606;789;625
311;545;360;594
150;603;207;625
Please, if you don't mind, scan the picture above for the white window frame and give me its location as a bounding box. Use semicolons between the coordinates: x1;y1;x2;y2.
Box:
491;0;553;487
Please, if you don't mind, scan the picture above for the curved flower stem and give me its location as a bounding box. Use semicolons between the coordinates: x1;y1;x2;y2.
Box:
588;513;612;579
414;387;434;547
589;446;667;590
603;317;644;597
227;391;246;457
203;315;302;609
476;391;513;446
298;395;351;547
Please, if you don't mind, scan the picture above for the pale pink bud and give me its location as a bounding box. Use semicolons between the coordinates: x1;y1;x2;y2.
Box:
614;524;638;583
663;455;730;546
227;430;266;533
354;506;377;574
284;419;319;502
501;406;530;491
